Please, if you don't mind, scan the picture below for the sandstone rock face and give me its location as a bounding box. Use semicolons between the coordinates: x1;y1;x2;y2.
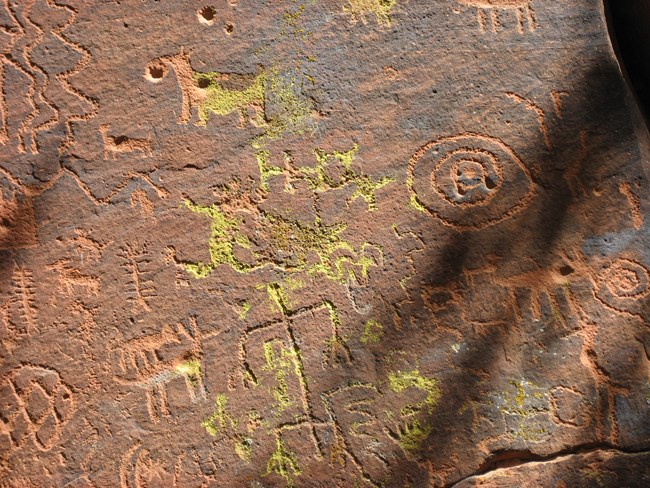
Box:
0;1;649;487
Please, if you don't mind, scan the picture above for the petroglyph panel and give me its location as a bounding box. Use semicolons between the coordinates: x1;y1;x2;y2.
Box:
2;1;650;486
408;133;536;229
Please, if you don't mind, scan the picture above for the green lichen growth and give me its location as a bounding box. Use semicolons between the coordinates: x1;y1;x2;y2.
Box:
292;145;394;211
266;282;292;314
240;301;251;320
257;150;284;191
388;369;441;414
184;200;254;278
264;437;302;487
254;67;315;148
344;0;397;25
360;319;384;344
184;196;380;283
263;213;380;283
396;419;433;452
175;359;202;385
263;341;305;413
194;70;266;126
202;394;237;436
498;379;548;441
235;436;253;463
406;172;428;213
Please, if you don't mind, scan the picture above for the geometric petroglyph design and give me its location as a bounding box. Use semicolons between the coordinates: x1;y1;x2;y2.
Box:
408;133;536;229
110;317;207;423
456;0;537;34
8;266;38;335
321;382;390;486
0;365;75;451
0;0;98;154
594;258;650;318
118;244;157;313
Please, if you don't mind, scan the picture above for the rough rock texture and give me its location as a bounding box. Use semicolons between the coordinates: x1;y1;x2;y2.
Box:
1;0;649;487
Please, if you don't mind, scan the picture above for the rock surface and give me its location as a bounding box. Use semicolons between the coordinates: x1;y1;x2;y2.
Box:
0;0;649;487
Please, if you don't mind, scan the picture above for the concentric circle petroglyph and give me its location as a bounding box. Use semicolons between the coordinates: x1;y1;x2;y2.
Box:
595;258;650;316
408;133;536;229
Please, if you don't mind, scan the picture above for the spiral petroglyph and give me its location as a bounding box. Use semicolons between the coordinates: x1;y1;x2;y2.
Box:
407;133;536;229
594;258;650;317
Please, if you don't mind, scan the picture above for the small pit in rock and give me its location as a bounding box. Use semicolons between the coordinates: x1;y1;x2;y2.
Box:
198;6;217;25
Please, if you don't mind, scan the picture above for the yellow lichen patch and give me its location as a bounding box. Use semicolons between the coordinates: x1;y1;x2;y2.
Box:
239;301;251;320
184;199;255;278
360;319;384;344
300;145;394;211
235;436;253;463
264;437;302;487
254;67;315;148
498;379;548;441
262;213;380;283
388;369;441;414
175;359;202;385
395;419;433;453
265;282;292;314
202;394;237;436
193;70;266;126
257;150;284;191
263;341;304;413
344;0;397;25
406;172;428;212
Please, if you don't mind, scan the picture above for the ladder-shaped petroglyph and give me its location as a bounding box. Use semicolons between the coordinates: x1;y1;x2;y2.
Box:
145;48;265;127
0;365;76;451
110;317;209;423
118;243;157;313
456;0;537;34
232;291;355;464
98;124;153;160
407;133;536;229
8;266;38;335
506;90;568;149
0;0;97;154
321;382;386;486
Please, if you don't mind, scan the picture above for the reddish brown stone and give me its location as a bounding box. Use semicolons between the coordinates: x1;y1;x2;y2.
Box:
0;0;649;487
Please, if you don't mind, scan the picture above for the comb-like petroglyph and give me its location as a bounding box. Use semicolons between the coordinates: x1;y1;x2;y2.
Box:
2;1;650;486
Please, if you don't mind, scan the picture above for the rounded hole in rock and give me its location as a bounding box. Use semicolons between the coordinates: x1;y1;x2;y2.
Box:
198;6;217;24
559;265;575;276
146;65;165;82
225;23;234;34
485;176;497;190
